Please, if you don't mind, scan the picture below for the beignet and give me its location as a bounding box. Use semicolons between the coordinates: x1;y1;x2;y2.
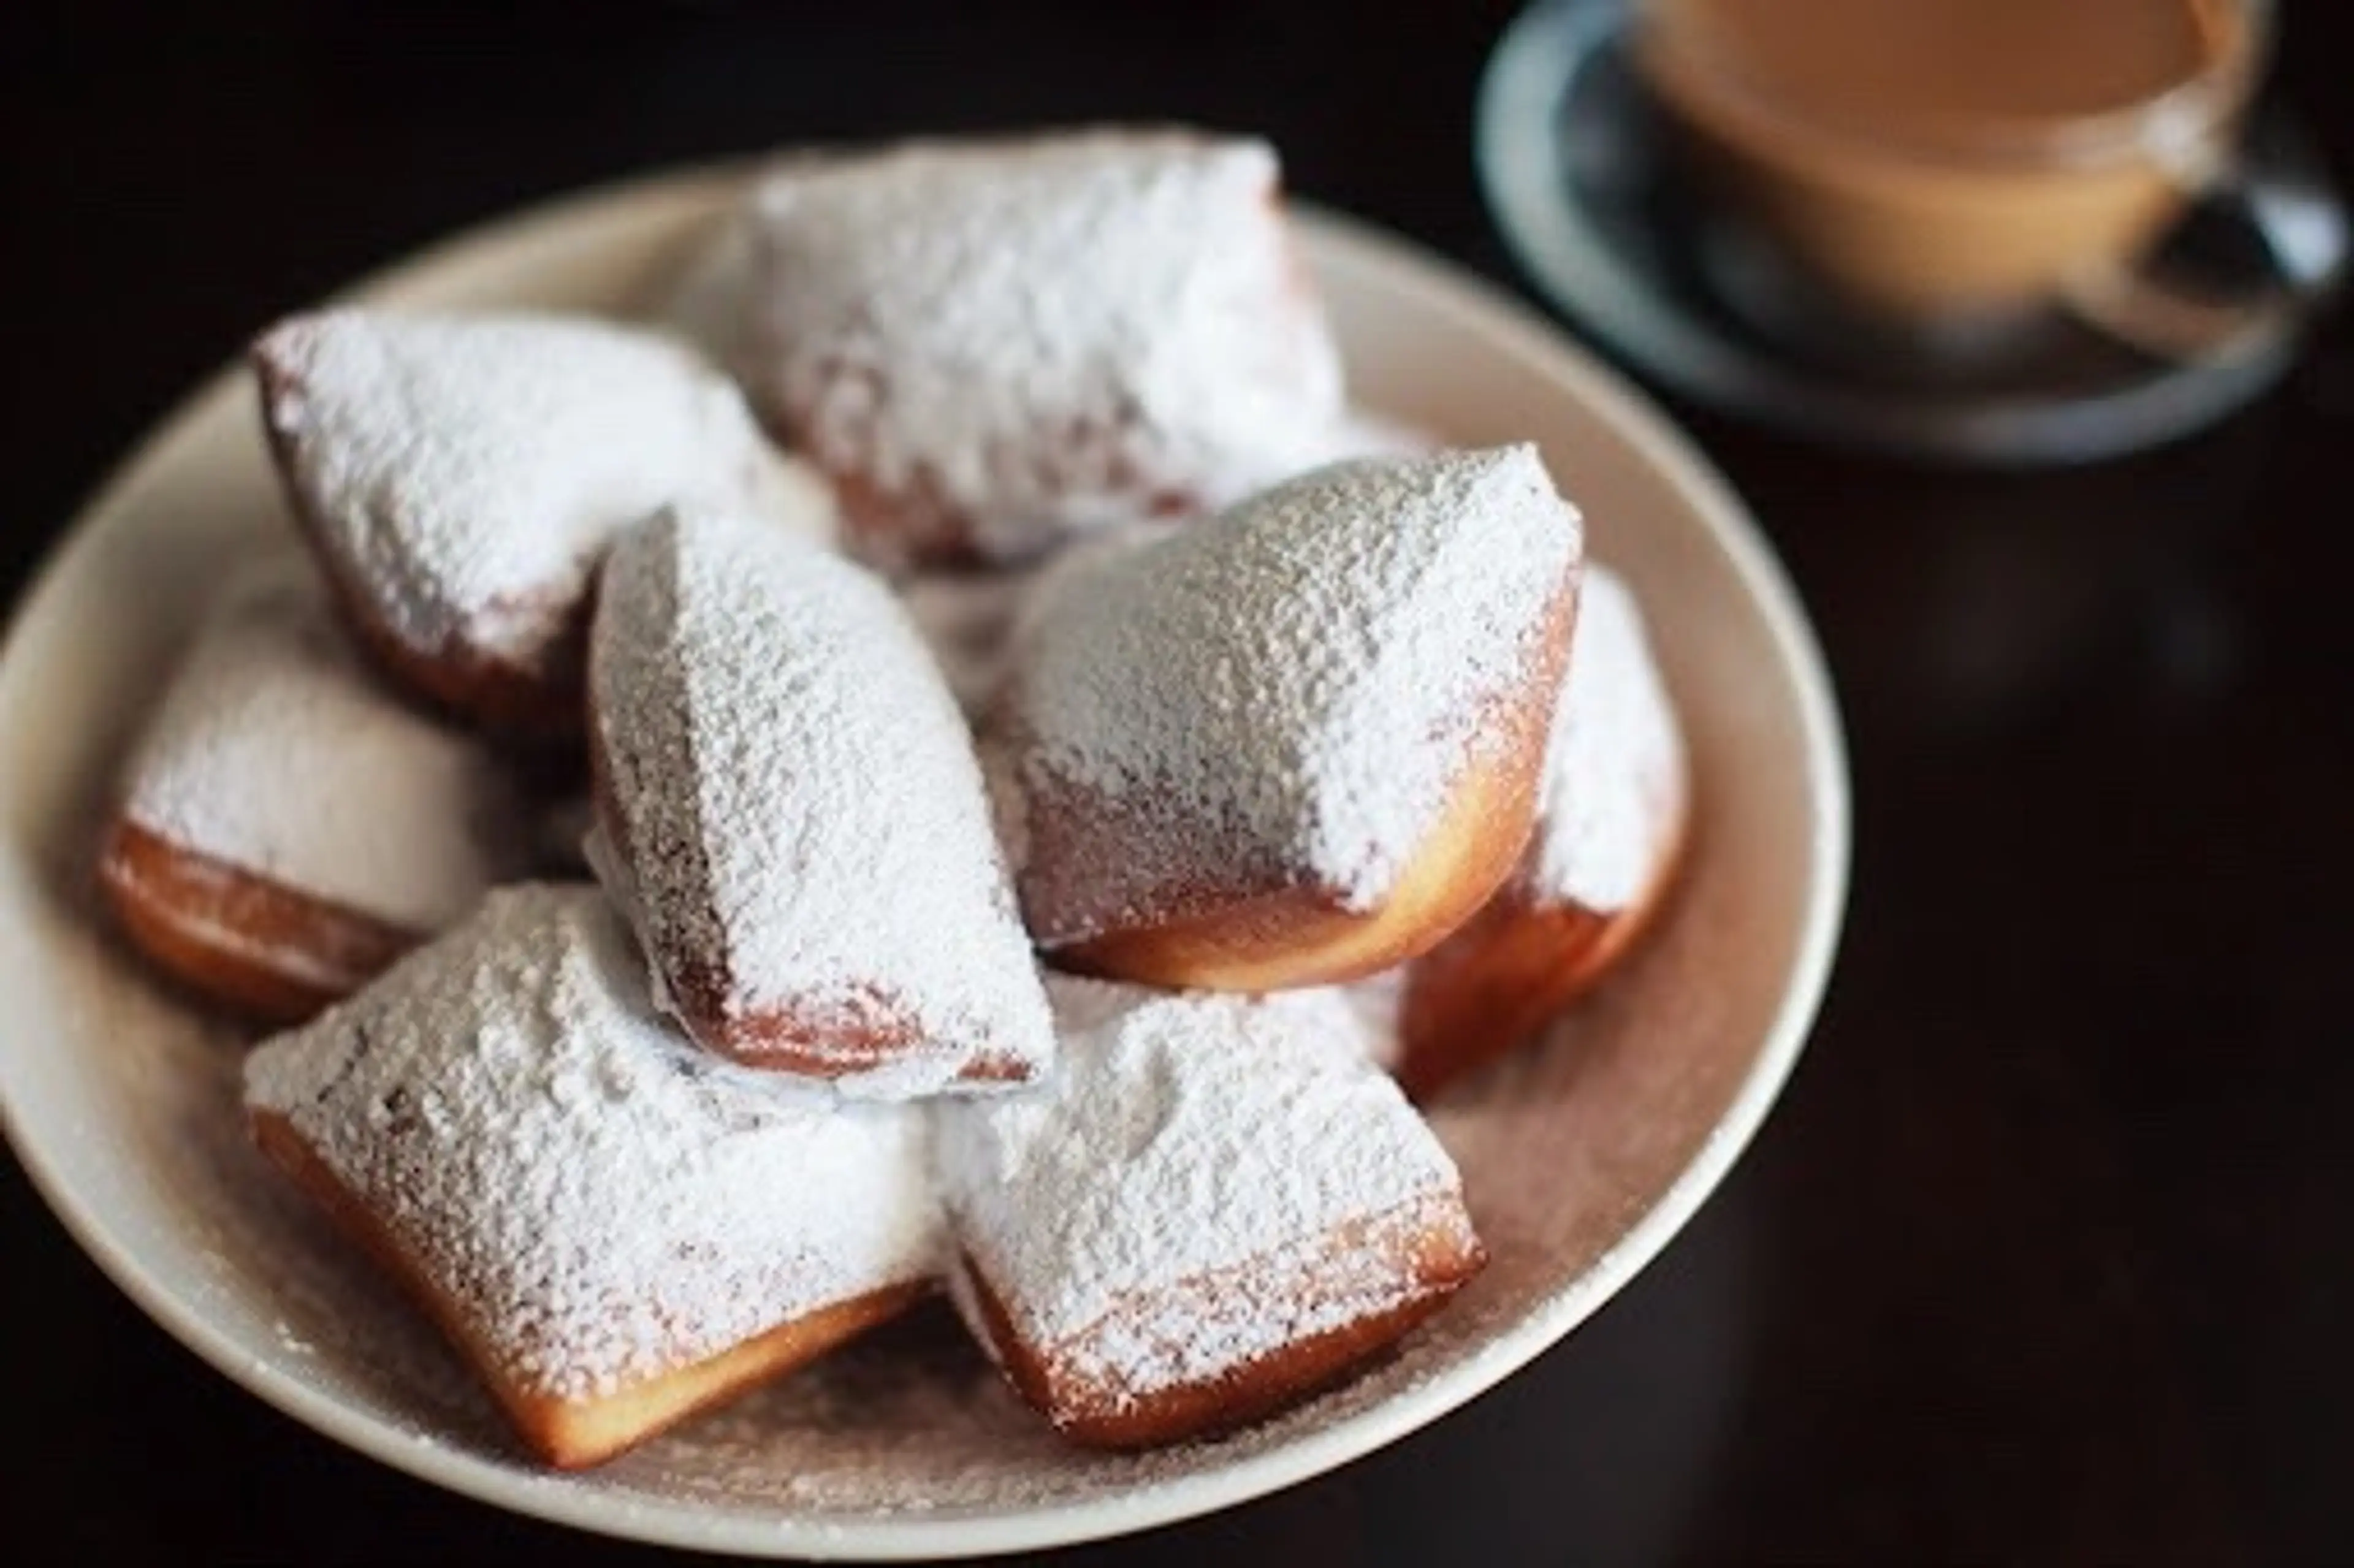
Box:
101;552;533;1020
936;975;1483;1447
588;505;1055;1096
1398;565;1689;1098
244;885;943;1469
739;129;1344;568
254;308;825;738
997;445;1584;991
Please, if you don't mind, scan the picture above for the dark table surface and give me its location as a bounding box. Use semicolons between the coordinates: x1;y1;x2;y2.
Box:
7;1;2353;1562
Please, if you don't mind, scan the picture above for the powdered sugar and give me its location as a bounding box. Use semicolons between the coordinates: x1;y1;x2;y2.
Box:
1004;446;1582;938
120;551;534;931
935;976;1472;1401
742;129;1345;565
255;308;825;677
243;885;943;1405
1527;564;1686;913
589;505;1054;1095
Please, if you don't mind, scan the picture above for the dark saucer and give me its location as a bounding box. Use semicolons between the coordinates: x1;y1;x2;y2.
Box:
1474;0;2345;464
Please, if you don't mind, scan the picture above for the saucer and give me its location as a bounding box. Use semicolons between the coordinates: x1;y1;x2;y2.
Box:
1474;0;2343;465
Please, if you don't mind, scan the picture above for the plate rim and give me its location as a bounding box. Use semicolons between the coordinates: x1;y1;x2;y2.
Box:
0;159;1850;1561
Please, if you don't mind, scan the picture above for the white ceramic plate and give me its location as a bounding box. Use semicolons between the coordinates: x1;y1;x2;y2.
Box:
0;166;1847;1560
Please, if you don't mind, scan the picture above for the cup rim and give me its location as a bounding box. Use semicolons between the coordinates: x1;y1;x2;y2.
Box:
1637;0;2274;174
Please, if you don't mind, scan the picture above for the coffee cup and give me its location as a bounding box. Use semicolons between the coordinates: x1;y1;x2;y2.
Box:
1633;0;2327;365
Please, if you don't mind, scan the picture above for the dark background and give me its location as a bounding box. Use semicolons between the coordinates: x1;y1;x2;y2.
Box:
6;1;2353;1561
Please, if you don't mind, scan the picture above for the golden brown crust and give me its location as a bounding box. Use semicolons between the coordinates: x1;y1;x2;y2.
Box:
321;552;586;745
677;994;1035;1084
1396;808;1691;1102
1044;729;1544;991
251;1109;930;1470
252;346;586;745
99;818;418;1024
1037;573;1579;992
690;1019;1037;1086
958;1212;1486;1450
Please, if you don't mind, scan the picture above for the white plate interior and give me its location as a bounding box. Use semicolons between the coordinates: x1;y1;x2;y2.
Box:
0;167;1848;1560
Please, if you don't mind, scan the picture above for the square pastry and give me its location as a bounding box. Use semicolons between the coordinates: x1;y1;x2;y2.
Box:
102;550;533;1021
935;975;1483;1447
244;884;942;1468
